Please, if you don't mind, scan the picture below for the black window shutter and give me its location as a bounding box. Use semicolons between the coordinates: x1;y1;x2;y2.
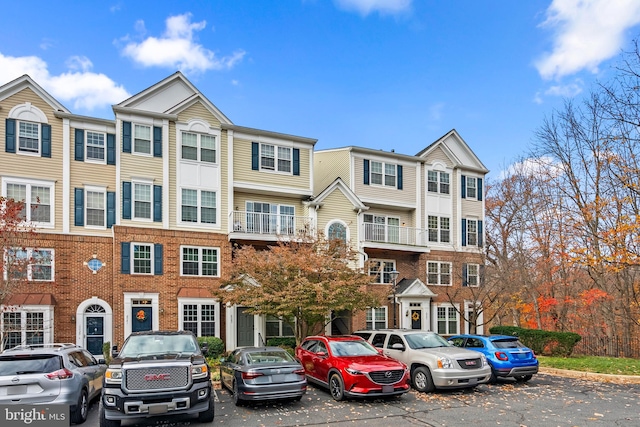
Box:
293;148;300;176
122;121;131;153
153;126;162;157
107;133;115;165
5;118;16;153
41;124;51;158
107;191;116;228
75;129;85;161
121;242;131;274
122;181;132;219
153;185;162;222
363;159;370;185
461;218;467;246
252;142;259;170
477;178;483;201
461;175;466;198
462;264;468;287
478;220;483;247
397;165;403;190
480;265;486;286
74;188;84;226
154;244;163;275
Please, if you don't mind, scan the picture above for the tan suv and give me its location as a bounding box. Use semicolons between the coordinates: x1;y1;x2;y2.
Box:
353;329;491;392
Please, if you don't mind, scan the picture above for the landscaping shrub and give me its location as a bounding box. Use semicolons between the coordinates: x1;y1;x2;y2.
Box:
267;337;296;357
197;336;225;358
489;326;581;357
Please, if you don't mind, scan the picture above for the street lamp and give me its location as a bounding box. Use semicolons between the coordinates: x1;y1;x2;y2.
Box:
389;270;399;328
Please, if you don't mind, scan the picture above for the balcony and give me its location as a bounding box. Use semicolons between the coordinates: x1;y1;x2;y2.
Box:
361;223;432;252
229;211;314;241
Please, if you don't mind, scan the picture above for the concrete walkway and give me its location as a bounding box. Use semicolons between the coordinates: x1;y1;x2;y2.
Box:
540;366;640;384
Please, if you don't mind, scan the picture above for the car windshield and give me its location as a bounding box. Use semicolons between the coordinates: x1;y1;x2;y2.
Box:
329;340;379;356
492;339;526;349
120;335;198;357
0;355;61;375
246;350;295;364
404;333;452;349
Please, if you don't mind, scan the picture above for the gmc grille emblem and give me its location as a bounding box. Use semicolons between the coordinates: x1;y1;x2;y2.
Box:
465;361;476;366
144;373;170;381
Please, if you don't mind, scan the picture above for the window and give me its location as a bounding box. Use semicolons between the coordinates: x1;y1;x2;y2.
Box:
266;316;294;338
4;181;53;225
134;124;151;155
366;307;387;329
132;244;152;274
18;121;40;154
86;190;105;227
467;220;478;246
181;132;217;163
246;202;295;234
327;221;347;243
428;216;450;243
181;189;217;224
133;183;151;220
427;261;451;286
259;143;291;173
369;260;395;284
428;171;450;194
363;214;400;243
181;246;219;277
182;303;216;337
86;131;105;162
4;248;54;282
466;177;477;199
1;309;51;348
370;161;397;187
465;264;480;287
436;305;458;335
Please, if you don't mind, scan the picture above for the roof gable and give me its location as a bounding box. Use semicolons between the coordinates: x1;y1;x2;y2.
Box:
0;74;70;113
396;278;437;297
417;129;488;173
310;177;367;211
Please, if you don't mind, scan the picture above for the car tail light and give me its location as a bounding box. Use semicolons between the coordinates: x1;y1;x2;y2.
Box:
46;368;74;380
242;371;264;380
495;351;509;361
532;350;537;359
293;369;305;375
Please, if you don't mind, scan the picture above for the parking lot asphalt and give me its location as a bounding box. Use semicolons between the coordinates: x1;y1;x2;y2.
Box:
85;373;640;427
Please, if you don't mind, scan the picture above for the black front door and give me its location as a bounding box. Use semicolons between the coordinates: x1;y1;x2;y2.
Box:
132;306;152;332
411;309;422;329
86;316;104;355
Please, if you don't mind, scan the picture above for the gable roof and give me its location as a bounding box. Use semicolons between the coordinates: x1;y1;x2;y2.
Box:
308;177;368;211
114;71;233;124
416;129;489;174
0;74;70;114
396;278;438;298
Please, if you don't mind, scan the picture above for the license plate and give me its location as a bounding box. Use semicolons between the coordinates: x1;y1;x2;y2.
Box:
272;374;285;382
7;385;27;395
148;404;168;415
382;385;393;393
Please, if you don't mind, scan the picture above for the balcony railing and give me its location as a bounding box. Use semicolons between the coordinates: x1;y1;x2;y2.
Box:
230;211;314;238
361;223;431;247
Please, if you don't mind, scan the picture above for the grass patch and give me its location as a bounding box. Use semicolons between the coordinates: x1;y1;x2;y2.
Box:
538;355;640;376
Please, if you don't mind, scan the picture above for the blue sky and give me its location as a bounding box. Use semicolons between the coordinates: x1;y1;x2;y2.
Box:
2;0;640;178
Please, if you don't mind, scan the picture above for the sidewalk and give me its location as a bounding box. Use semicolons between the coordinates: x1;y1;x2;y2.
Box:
540;366;640;384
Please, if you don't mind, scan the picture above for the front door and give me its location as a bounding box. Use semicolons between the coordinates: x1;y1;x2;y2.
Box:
85;316;104;356
132;306;152;332
237;307;254;346
411;309;422;329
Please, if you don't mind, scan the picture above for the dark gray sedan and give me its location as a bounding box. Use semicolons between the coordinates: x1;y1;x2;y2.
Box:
220;346;307;405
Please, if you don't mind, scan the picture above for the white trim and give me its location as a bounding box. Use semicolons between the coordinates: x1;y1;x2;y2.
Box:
177;297;221;337
62;118;71;234
1;177;56;229
123;292;159;341
84;185;107;230
325;219;350;243
0;304;55;350
75;297;113;361
8;102;48;123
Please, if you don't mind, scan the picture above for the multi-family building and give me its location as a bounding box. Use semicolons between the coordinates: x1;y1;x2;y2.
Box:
0;72;487;358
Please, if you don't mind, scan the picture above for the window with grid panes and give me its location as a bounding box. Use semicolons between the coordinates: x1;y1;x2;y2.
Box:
467;220;478;246
370;161;383;185
2;312;21;348
201;191;216;223
369;260;395;284
384;163;396;187
466;177;477;199
266;315;294;338
26;312;44;345
5;248;53;281
86;131;105;161
181;132;198;160
133;244;152;274
19;121;39;153
182;303;216;337
437;306;458;335
5;182;52;224
181;247;218;276
427;261;451;285
86;190;105;227
277;146;291;172
467;264;479;286
134;183;151;219
366;307;387;329
134;124;151;154
201;135;216;163
181;189;198;222
261;144;275;170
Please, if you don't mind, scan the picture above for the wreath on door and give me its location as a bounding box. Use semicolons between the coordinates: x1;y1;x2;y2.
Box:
136;309;147;322
412;311;420;321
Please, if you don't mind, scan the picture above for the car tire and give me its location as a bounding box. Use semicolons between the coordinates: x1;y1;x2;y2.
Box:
411;366;435;392
71;388;89;424
220;369;227;391
198;394;215;423
489;367;498;384
232;380;243;406
329;372;345;401
515;374;533;382
99;401;121;427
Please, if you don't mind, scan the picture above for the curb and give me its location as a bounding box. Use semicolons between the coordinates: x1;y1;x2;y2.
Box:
539;367;640;384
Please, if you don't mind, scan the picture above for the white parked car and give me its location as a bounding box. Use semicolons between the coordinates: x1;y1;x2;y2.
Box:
353;329;491;392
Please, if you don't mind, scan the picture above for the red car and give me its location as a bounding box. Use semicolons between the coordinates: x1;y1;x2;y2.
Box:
295;335;410;401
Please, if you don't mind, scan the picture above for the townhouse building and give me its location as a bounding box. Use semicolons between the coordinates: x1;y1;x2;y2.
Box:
0;72;487;358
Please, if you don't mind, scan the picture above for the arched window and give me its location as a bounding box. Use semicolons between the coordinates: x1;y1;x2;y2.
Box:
327;222;347;243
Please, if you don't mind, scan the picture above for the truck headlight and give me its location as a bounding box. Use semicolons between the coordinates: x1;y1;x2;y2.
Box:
192;364;209;379
105;368;122;384
437;357;454;369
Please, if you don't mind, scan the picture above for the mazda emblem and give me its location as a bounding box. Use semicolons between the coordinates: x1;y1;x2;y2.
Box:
384;371;392;378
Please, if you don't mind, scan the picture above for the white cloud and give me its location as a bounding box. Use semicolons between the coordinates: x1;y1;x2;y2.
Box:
334;0;412;16
121;13;245;73
536;0;640;80
0;53;130;111
544;80;583;98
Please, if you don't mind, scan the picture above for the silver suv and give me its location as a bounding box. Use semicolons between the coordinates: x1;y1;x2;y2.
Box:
353;329;491;392
0;343;106;424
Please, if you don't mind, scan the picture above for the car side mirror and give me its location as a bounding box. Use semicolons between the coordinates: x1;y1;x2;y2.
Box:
111;345;119;358
98;359;107;365
391;343;405;351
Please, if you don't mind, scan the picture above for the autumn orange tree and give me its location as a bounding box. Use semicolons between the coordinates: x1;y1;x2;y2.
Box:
217;237;383;345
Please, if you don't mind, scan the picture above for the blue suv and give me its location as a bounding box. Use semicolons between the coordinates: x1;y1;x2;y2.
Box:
448;334;538;383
